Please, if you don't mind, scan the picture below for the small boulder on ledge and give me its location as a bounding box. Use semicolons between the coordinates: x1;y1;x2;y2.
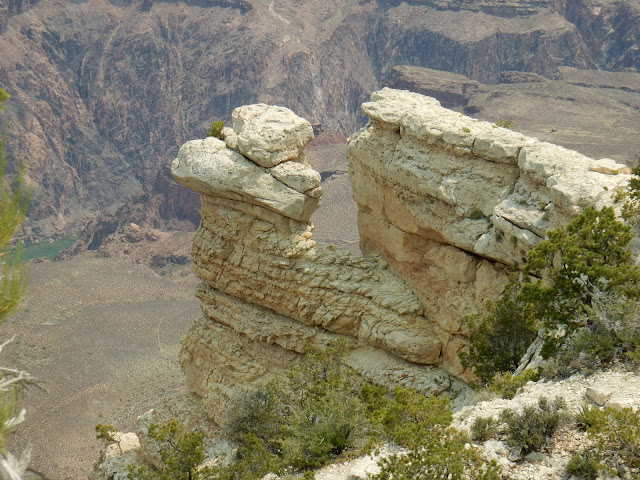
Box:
228;103;315;167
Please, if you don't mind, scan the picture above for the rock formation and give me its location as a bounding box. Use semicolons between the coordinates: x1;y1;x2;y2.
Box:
172;89;632;425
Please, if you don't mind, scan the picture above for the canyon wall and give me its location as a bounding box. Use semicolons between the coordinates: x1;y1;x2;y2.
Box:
172;90;632;424
2;0;640;239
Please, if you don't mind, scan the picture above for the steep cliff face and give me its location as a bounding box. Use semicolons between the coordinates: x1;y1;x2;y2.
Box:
172;91;631;424
348;88;631;373
1;0;639;240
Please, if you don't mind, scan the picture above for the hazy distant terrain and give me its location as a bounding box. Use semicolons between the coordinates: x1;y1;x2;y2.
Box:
1;0;639;239
2;255;199;479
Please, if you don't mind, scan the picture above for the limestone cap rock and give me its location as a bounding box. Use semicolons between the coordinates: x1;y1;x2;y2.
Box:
229;104;314;167
171;137;320;222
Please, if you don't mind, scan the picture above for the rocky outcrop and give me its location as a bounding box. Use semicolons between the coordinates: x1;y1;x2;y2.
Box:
348;88;632;373
173;102;470;424
172;90;632;425
385;66;640;166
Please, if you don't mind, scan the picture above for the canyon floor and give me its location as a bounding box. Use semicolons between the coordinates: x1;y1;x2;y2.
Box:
2;255;200;479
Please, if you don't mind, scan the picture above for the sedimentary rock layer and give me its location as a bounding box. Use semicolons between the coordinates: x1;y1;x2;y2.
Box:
173;102;467;424
173;90;631;424
348;87;632;372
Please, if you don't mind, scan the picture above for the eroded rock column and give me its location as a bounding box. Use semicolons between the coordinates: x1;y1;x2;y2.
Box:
172;104;462;424
348;87;632;375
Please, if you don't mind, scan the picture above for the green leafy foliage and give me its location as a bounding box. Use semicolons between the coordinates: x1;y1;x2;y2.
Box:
486;369;539;400
499;397;569;454
220;340;377;478
217;340;487;480
0;87;31;469
0;89;29;324
590;407;640;470
372;430;502;480
565;451;601;480
551;292;640;376
574;404;607;432
618;157;640;231
205;121;224;139
375;387;452;449
495;119;513;129
128;419;213;480
520;207;640;331
460;205;640;382
470;416;500;442
459;279;537;383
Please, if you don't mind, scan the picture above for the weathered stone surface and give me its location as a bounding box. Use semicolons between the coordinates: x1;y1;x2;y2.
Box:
192;197;441;366
173;102;474;423
231;104;315;167
348;88;633;376
171;137;320;222
175;92;632;425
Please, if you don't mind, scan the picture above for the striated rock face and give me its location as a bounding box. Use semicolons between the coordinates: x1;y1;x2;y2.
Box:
174;90;632;424
348;87;631;373
173;102;469;424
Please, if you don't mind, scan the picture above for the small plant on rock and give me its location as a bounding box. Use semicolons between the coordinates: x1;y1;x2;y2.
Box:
566;451;601;480
470;416;500;442
592;407;640;470
487;369;539;399
127;419;213;480
459;279;537;383
499;396;569;454
206;120;224;139
96;423;122;455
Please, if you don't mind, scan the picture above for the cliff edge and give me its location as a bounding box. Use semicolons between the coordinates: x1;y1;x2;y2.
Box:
171;89;632;424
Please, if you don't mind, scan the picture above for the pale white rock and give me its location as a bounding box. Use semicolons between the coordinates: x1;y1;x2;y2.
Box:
171;137;320;222
346;456;381;480
221;126;238;150
268;161;321;194
171;92;637;432
590;158;632;175
585;386;615;406
232;103;314;167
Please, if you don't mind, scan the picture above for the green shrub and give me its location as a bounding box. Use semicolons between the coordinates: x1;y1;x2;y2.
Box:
592;407;640;469
127;419;213;480
574;404;607;432
487;369;539;399
218;340;476;479
552;292;640;376
372;428;502;480
459;279;537;383
520;207;640;332
461;206;640;383
565;451;601;480
495;119;513;129
499;397;569;454
206;120;224;139
470;416;499;442
377;387;452;449
220;340;379;478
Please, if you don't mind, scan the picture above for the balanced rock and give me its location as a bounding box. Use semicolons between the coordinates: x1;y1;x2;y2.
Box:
228;104;315;167
172;136;320;222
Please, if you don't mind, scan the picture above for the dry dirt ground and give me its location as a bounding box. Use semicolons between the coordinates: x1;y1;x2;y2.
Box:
1;254;200;480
